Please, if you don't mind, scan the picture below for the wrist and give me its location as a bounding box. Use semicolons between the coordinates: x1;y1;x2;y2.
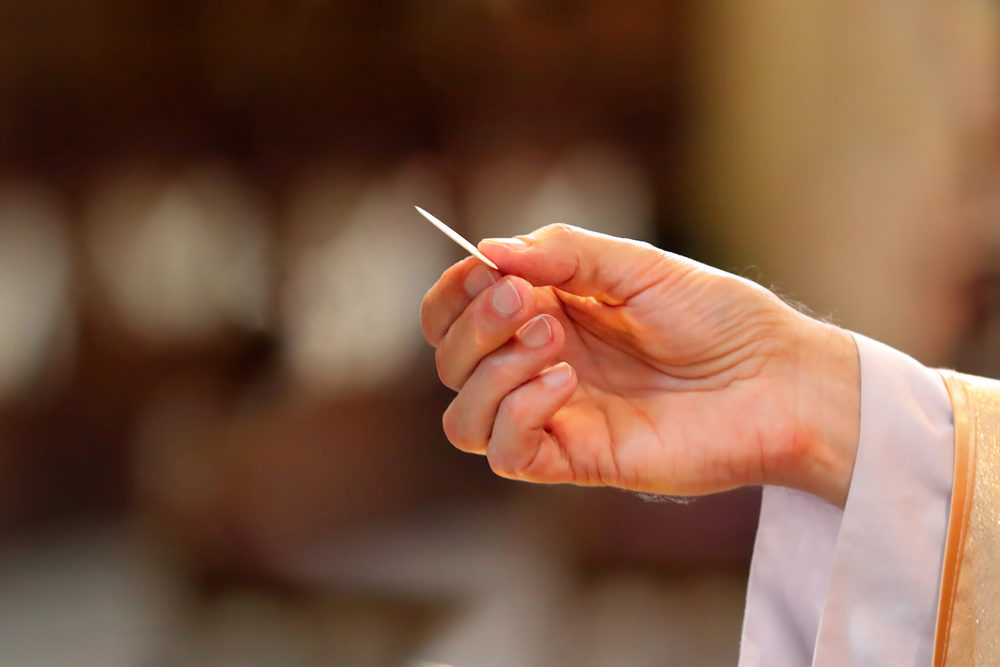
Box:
780;318;862;508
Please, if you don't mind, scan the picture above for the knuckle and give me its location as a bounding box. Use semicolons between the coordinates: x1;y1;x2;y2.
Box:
480;352;517;385
468;310;494;347
486;451;515;479
539;222;578;242
435;347;461;390
498;392;529;427
420;299;438;345
442;402;482;453
441;405;462;446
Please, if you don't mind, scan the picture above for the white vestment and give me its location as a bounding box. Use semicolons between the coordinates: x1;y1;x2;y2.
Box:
740;334;954;666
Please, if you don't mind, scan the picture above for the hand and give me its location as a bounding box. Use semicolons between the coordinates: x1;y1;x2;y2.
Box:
421;224;861;507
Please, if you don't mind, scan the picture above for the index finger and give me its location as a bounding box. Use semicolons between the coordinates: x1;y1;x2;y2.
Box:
421;256;502;347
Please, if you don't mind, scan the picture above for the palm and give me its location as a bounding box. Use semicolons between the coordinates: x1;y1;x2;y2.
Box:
528;273;797;496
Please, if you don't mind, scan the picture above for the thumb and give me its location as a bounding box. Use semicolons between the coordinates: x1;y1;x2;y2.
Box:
478;224;675;304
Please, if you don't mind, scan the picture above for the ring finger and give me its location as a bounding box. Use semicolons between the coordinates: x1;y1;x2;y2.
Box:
442;314;564;453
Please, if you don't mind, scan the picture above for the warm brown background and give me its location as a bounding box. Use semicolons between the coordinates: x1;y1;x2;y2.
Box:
0;1;996;664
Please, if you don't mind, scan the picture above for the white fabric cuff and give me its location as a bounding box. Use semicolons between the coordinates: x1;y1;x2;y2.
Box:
740;333;954;666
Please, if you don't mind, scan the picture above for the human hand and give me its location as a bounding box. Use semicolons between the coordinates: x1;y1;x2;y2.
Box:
421;225;860;507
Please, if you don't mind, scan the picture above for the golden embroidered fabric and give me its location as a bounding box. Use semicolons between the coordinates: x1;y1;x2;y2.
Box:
935;370;1000;666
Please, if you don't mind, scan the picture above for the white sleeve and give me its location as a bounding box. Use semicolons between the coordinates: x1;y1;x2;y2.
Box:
739;333;955;667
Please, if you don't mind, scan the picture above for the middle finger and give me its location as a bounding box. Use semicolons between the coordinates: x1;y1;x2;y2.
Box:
434;275;539;390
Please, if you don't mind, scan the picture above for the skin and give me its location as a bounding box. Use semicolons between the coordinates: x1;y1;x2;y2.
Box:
421;224;861;508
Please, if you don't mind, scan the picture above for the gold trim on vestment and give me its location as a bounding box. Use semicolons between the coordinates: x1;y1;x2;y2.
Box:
934;370;1000;666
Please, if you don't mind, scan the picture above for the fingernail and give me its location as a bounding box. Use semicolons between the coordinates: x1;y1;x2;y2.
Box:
492;280;522;316
481;237;528;250
542;363;573;387
464;264;496;297
519;315;552;348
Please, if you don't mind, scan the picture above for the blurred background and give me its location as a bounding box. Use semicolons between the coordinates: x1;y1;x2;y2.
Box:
0;1;997;665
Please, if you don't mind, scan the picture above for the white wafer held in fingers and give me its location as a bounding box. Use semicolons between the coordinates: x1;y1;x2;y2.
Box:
415;205;499;270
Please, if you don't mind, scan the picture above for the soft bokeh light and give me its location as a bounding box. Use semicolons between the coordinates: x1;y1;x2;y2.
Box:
0;184;74;403
281;161;454;393
85;163;272;342
0;1;996;665
466;143;655;242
